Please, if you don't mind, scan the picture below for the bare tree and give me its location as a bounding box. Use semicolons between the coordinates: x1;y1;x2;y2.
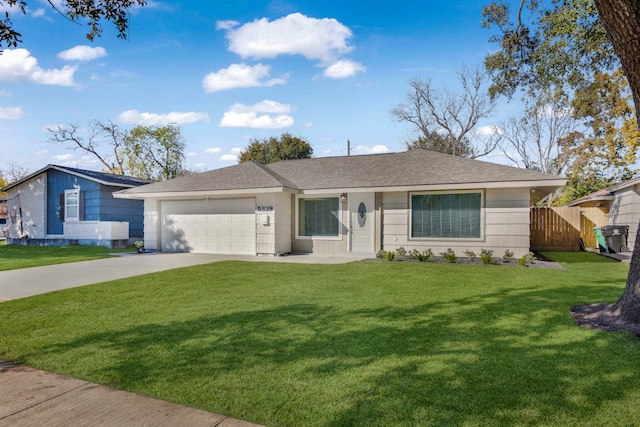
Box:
499;91;575;176
390;65;501;158
48;120;127;174
0;162;30;186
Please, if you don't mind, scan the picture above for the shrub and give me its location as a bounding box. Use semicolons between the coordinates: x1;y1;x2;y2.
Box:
503;249;514;263
517;257;527;266
480;249;494;265
409;248;433;262
441;248;457;263
525;252;536;264
463;250;476;262
395;246;407;259
384;250;395;261
376;250;386;259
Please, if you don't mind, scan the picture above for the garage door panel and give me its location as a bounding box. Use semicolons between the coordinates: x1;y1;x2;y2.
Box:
161;199;255;255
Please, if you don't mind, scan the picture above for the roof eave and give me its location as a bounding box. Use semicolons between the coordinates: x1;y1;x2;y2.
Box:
298;179;567;195
2;164;148;191
114;186;298;199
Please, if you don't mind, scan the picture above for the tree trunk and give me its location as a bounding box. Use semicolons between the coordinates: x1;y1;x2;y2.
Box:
611;225;640;324
592;0;640;324
593;0;640;119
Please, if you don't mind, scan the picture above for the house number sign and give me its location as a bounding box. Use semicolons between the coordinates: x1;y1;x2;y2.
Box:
257;205;274;212
357;202;366;227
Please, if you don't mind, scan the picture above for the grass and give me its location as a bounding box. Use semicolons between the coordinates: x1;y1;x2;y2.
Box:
0;240;132;271
1;252;639;426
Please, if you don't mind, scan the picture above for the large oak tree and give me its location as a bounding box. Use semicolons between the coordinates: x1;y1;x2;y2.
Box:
485;0;640;332
585;0;640;329
1;0;147;50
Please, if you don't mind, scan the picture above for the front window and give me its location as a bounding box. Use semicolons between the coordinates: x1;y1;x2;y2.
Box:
411;192;482;239
298;197;340;237
65;189;79;222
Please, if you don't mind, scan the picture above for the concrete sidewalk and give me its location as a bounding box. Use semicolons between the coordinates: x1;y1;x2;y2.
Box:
0;361;263;427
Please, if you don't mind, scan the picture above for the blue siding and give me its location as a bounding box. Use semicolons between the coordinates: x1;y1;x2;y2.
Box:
46;170;144;238
99;185;145;238
46;170;99;235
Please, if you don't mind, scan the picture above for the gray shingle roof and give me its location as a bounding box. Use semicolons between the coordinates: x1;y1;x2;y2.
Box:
2;164;151;192
119;149;565;195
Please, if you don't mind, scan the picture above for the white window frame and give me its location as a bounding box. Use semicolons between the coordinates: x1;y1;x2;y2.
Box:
295;195;343;240
409;190;485;241
64;189;80;222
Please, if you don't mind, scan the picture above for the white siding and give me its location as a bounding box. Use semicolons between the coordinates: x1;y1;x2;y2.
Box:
256;192;292;255
5;173;47;239
381;188;532;258
609;186;640;250
143;198;159;251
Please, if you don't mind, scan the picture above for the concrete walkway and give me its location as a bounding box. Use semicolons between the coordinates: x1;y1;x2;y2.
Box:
0;251;369;425
0;251;370;301
0;361;262;427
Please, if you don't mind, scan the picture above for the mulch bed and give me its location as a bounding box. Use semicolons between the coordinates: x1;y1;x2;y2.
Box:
363;254;566;270
571;303;640;337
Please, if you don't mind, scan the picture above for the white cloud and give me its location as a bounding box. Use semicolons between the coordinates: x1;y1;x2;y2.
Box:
205;147;222;153
222;13;353;65
202;63;286;93
475;124;502;136
0;106;24;120
0;3;21;11
31;8;46;17
221;147;243;162
58;45;107;61
53;153;74;162
324;59;366;79
0;49;76;86
353;145;389;155
228;100;292;114
219;100;294;129
117;109;210;125
216;20;239;30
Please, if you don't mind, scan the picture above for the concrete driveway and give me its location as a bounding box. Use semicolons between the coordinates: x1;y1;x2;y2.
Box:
0;251;369;301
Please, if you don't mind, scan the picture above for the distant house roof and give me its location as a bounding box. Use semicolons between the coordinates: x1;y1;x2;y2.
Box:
1;164;152;192
117;150;566;201
566;176;640;207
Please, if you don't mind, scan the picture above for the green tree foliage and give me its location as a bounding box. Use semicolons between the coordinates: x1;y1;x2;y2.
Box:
482;0;638;201
390;65;501;158
123;124;186;181
48;120;186;181
239;133;313;164
558;69;640;201
0;0;147;50
482;0;616;100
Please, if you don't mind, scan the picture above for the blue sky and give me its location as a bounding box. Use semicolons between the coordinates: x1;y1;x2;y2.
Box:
0;0;513;175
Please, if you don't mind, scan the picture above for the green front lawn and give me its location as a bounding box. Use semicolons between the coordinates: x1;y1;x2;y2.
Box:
0;253;638;426
0;240;131;271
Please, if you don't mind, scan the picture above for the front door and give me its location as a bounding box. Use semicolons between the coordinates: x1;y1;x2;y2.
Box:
349;193;375;253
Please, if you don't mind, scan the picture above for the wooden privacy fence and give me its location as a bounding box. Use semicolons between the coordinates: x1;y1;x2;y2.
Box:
530;207;609;251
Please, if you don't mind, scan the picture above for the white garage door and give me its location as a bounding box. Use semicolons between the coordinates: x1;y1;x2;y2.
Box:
161;199;256;254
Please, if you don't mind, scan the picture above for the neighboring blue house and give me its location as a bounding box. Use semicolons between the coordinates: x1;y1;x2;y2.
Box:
2;165;151;248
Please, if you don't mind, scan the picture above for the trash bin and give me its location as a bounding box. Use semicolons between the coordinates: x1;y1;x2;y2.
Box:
594;227;607;253
601;225;630;253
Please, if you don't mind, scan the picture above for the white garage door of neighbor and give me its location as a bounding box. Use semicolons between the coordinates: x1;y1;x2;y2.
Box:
161;199;256;254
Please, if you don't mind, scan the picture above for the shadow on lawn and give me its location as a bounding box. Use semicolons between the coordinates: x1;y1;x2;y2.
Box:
42;284;640;426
